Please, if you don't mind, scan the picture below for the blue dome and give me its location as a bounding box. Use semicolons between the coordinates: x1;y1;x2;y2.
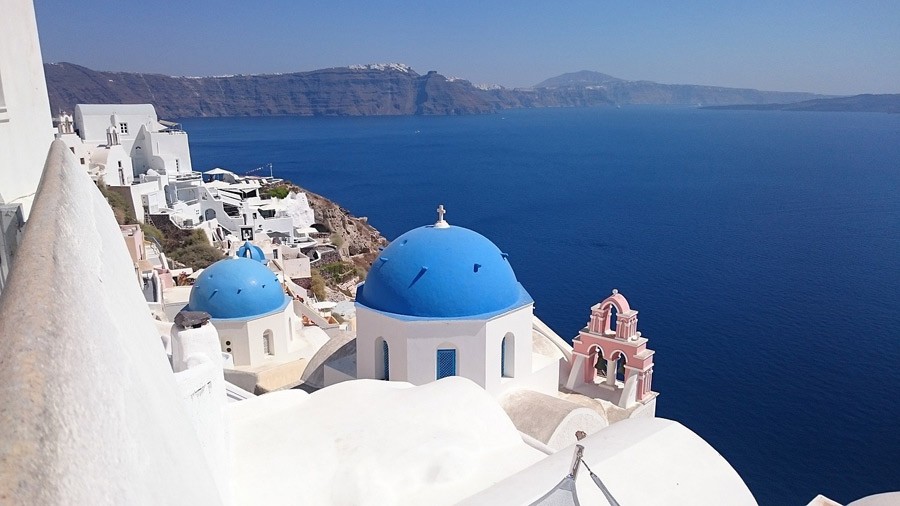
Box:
356;224;531;318
188;257;288;320
236;241;266;262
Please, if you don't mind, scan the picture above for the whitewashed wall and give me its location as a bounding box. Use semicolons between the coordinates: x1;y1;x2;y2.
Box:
0;0;54;217
0;141;223;504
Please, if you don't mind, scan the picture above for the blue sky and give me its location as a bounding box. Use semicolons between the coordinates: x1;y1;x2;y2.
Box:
34;0;900;95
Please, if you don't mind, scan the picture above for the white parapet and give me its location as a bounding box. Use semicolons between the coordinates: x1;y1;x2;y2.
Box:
171;315;231;505
0;141;223;505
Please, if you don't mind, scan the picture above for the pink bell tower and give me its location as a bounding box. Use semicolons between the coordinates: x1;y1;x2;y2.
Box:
565;290;657;409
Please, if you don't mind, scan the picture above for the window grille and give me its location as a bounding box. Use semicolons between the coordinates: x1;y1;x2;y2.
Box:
263;330;274;356
436;349;457;379
119;122;128;134
382;340;390;380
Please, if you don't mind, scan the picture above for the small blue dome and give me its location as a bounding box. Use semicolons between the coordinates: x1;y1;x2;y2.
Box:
236;241;266;262
356;224;531;318
188;257;288;320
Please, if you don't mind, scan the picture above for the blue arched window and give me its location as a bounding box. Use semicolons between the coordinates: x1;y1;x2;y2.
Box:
436;348;457;379
501;337;506;376
501;333;514;377
375;337;389;380
382;340;390;381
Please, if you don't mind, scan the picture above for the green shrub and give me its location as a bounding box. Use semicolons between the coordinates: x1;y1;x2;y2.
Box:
141;223;165;244
310;269;327;300
262;185;290;199
167;229;223;269
96;182;135;224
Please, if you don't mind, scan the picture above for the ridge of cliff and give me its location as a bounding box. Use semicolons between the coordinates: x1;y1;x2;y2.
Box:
44;62;827;118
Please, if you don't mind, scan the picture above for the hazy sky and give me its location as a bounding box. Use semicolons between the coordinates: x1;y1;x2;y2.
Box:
34;0;900;95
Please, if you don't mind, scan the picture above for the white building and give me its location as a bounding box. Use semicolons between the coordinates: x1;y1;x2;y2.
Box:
353;210;558;399
72;103;192;176
0;0;54;219
185;255;328;371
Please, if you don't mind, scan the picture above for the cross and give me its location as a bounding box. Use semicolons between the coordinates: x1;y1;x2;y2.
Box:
437;204;446;222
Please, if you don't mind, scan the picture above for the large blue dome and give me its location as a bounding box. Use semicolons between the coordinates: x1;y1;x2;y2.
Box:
356;224;532;318
188;257;288;320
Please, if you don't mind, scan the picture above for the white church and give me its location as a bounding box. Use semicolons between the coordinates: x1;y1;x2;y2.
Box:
0;1;895;505
352;207;556;397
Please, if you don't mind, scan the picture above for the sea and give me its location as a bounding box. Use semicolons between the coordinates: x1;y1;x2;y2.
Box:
180;107;900;505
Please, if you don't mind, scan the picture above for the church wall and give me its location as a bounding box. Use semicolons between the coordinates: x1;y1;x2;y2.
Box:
482;305;535;394
213;319;253;366
404;326;488;386
212;308;299;369
0;0;54;217
356;306;489;385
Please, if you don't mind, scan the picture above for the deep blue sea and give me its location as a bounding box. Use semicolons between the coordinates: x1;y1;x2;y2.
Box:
180;107;900;505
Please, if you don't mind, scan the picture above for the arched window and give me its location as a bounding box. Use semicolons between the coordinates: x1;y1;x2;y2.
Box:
501;333;515;378
616;354;627;383
594;348;608;375
375;338;389;380
204;209;216;221
609;305;618;333
436;348;457;380
263;330;274;356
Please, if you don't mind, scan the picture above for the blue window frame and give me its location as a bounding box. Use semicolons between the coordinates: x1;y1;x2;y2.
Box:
382;340;390;381
501;336;507;376
436;349;457;379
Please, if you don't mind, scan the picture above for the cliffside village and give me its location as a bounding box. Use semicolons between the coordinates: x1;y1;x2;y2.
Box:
3;4;883;502
55;103;381;391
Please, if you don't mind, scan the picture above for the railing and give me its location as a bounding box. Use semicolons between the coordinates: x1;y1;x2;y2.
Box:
0;141;223;505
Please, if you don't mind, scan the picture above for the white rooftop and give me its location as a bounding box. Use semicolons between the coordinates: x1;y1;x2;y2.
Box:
229;378;545;505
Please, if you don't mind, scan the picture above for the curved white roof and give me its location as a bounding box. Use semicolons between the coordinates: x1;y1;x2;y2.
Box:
460;417;757;506
228;378;545;505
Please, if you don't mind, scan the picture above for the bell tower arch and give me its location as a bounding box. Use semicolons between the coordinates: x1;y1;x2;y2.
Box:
566;290;657;409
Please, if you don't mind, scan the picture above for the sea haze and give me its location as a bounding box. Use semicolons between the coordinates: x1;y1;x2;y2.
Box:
180;107;900;505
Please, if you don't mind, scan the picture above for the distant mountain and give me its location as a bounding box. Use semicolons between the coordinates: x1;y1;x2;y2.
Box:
44;62;498;118
534;70;624;88
701;94;900;113
531;70;826;106
43;63;829;118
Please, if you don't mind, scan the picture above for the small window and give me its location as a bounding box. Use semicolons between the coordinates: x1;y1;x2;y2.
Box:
380;339;390;380
436;348;457;379
119;122;128;134
263;330;274;356
501;334;514;378
118;161;122;168
80;157;85;165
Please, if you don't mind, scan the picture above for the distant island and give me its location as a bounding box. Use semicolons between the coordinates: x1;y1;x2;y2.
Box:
701;94;900;113
44;63;827;118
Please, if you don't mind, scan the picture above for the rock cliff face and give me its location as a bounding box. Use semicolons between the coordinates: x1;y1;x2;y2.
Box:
44;63;496;118
295;184;387;263
702;93;900;113
44;63;826;118
529;70;826;106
